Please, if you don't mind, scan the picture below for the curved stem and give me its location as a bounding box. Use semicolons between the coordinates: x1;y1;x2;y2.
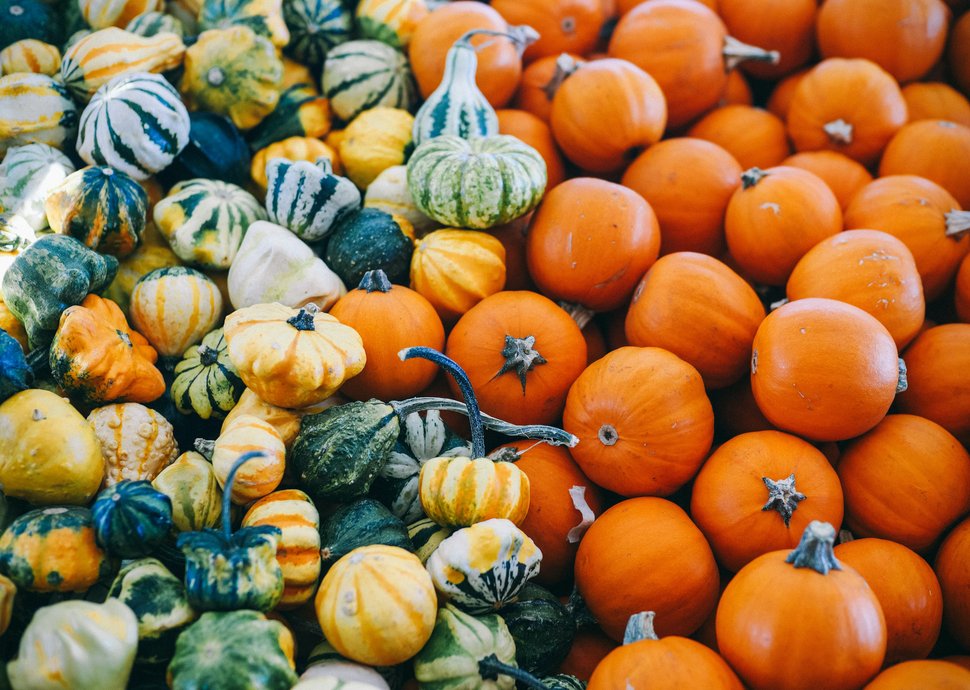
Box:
478;654;547;690
623;611;659;644
543;54;582;101
785;520;841;575
198;344;219;366
221;451;266;539
945;210;970;239
459;26;538;56
723;35;780;71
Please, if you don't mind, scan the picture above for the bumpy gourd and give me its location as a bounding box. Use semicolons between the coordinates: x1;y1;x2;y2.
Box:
88;402;179;484
265;157;360;242
0;143;75;230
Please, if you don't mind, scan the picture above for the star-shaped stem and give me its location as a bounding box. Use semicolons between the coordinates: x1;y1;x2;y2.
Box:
761;473;806;527
494;335;546;394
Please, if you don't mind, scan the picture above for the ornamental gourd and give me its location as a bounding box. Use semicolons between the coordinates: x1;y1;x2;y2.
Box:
80;0;162;30
92;480;173;559
0;330;31;403
125;10;184;36
160;111;252;188
324;208;414;287
339;107;415;189
355;0;427;48
172;328;245;419
284;0;351;69
88;402;179;485
251;136;342;190
198;0;290;49
208;414;286;504
152;451;223;532
499;584;575;677
103;242;182;316
265;157;360;242
0;73;78;154
322;40;415;122
222;387;342;448
319;499;412;575
249;83;333;152
0;38;62;76
0;143;75;231
364;164;438;233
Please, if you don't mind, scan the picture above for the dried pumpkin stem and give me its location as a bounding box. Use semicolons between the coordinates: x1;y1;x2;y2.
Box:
197;344;219;366
785;520;842;575
823;118;854;145
741;167;768;189
194;438;215;460
623;611;659;644
722;35;780;71
945;210;970;239
544;53;583;100
896;358;908;394
559;301;595;330
495;335;546;394
221;451;266;539
478;654;547;690
358;269;393;293
761;474;806;527
287;303;319;331
459;26;539;57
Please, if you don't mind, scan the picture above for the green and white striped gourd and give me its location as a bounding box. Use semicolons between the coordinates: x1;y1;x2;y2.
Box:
265;157;361;242
407;517;452;564
283;0;351;68
407;134;547;229
199;0;290;49
153;178;266;269
364;164;437;233
125;10;184;37
0;143;75;231
248;83;331;152
0;73;77;155
171;328;245;419
77;72;190;181
322;39;416;122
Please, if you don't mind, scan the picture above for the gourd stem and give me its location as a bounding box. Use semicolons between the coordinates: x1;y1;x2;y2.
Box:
945;210;970;239
566;587;598;629
478;654;547;690
896;358;908;394
358;269;393;293
769;297;789;311
194;438;215;460
198;344;219;366
495;334;546;394
221;451;266;539
398;348;486;457
785;520;842;575
623;611;659;644
389;396;579;447
723;35;780;71
741;167;768;189
459;26;539;56
544;54;583;100
287;303;319;331
823;118;853;145
559;301;594;330
761;474;806;527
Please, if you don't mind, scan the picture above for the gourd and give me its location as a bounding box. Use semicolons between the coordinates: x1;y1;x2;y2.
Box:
6;599;138;690
283;0;351;69
0;73;77;154
427;518;541;613
322;40;415;122
77;72;190;181
498;583;575;677
152;451;222;532
339;107;415;189
324;208;414;287
154;178;266;269
0;574;14;637
198;0;290;49
407;518;452;564
248;83;333;152
407;134;546;230
364;164;437;233
172;328;245;419
265;157;360;242
543;676;587;690
79;0;162;29
159;111;252;189
0;294;28;352
0;214;33;286
0;143;75;231
222;387;341;448
0;0;62;58
0;330;31;403
300;641;393;688
208;415;286;504
355;0;427;48
319;499;412;575
125;10;184;36
92;480;173;558
252;136;342;190
88;402;179;485
936;515;970;652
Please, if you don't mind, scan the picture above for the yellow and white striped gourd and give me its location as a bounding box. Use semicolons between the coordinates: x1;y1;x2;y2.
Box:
0;39;61;76
364;164;437;233
80;0;163;30
87;402;180;485
152;451;223;532
0;73;77;155
355;0;427;49
419;456;530;527
0;143;75;231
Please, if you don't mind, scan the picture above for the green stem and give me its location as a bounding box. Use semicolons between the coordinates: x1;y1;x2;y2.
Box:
221;451;266;539
287;304;319;331
741;167;768;189
478;654;547;690
785;520;841;575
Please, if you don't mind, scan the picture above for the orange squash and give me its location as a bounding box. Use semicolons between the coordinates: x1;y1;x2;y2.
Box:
935;515;970;651
766;68;808;122
710;377;775;437
863;660;970;689
879;120;970;209
780;150;873;210
558;628;618;680
490;0;605;61
486;215;534;292
719;69;753;107
687;105;790;172
496;109;566;188
717;0;816;79
948;11;970;98
211;414;287;505
901;82;970;126
956;253;970;322
513;53;584;123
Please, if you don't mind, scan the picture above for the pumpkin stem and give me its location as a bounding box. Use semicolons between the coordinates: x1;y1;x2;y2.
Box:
198;344;219;367
478;654;547;690
597;424;618;446
358;269;393;293
838;528;856;545
559;301;595;330
823;118;854;145
314;157;334;176
399;347;487;457
741;167;769;189
459;25;539;57
567;486;595;544
194;438;215;460
769;297;789;311
566;587;598;629
761;474;807;527
623;611;659;644
785;520;842;575
220;451;266;540
543;54;583;101
722;35;780;71
287;303;319;331
896;358;908;394
494;335;546;394
945;210;970;239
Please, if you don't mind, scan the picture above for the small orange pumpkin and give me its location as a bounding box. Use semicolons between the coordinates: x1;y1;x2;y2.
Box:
496;109;566;188
901;82;970;126
687;105;791;179
490;0;605;61
863;660;970;689
717;0;817;80
765;67;809;122
513;53;584;123
878;120;970;209
935;515;970;651
780;150;873;211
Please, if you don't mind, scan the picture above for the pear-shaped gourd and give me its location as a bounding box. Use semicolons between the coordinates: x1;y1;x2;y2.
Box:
265;157;361;243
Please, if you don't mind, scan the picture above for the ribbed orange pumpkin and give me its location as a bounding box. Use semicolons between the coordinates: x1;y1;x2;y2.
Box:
766;68;808;121
687;105;790;170
901;82;970;126
513;53;583;123
781;150;873;210
717;0;816;79
935;515;970;651
879;120;970;209
957;254;970;323
496;109;566;188
863;660;970;689
490;0;605;61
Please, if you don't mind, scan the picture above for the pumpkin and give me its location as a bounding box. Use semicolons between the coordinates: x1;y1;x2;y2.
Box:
319;499;411;575
92;480;173;558
420;456;530;528
563;347;714;497
125;9;184;36
355;0;427;48
324;208;414;287
283;0;352;69
252;137;342;190
87;402;179;484
716;521;887;690
198;0;289;48
588;611;743;690
167;610;297;689
718;0;816;79
0;505;111;592
879;120;970;209
514;54;583;124
130;266;224;359
780;150;874;211
786;58;907;166
180;26;283;131
0;143;75;231
935;515;970;651
690;430;845;572
620;138;741;257
364;164;437;233
0;389;105;505
7;599;138;690
154;178;266;270
407;134;546;230
160;111;252;189
171;328;244;420
958;254;970;323
0;73;77;155
152;450;222;532
266;158;360;243
550;57;666;173
321;40;416;123
249;83;332;152
499;583;574;677
0;330;30;403
557;629;616;681
902;81;970;127
224;302;365;409
209;414;286;504
0;38;61;76
526;178;660;315
315;545;436;666
575;497;720;641
496;109;565;189
687;105;790;171
951;10;970;97
816;0;949;84
864;660;970;689
491;0;604;61
410;228;507;323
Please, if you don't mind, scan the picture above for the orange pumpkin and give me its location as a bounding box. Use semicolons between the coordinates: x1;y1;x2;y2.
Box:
621;138;741;257
786;230;925;349
816;0;951;84
719;69;753;107
445;290;587;426
901;82;970;126
624;252;765;389
956;253;970;322
513;53;584;123
863;660;970;689
945;656;970;671
710;378;775;437
766;68;808;121
834;538;943;665
575;497;720;640
549;57;666;172
780;150;873;211
879;120;970;209
787;58;908;166
581;320;607;365
949;11;970;98
490;0;605;61
725;166;842;286
691;430;844;573
750;298;902;442
486;215;534;292
496;109;565;188
717;0;816;79
557;628;618;680
935;515;970;651
563;346;714;496
687;105;790;172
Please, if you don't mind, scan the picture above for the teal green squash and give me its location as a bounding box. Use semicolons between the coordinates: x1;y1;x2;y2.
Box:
125;10;185;37
0;234;119;349
45;165;148;258
0;0;63;51
407;517;452;564
407;134;547;230
323;208;413;287
159;111;252;189
542;675;586;690
0;329;31;403
498;583;574;677
171;328;245;419
319;499;412;574
248;83;332;152
0;143;75;231
265;157;361;242
92;480;174;559
321;39;415;122
167;610;298;690
106;557;197;665
283;0;351;69
0;72;78;155
153;178;266;269
199;0;290;48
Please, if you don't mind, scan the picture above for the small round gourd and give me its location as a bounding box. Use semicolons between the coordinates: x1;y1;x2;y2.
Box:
0;143;75;231
363;164;437;233
130;266;224;358
322;40;415;122
251;136;341;190
152;451;222;532
198;0;290;48
92;480;173;558
171;328;245;419
420;456;530;528
159;111;251;188
0;39;62;77
324;208;414;287
284;0;352;69
87;402;179;485
80;0;162;30
318;499;412;575
265;157;361;242
339;106;415;189
0;73;77;154
210;414;286;504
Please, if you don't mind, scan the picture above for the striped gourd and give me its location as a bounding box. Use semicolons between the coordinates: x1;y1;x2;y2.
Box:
152;451;223;532
45;165;148;258
265;157;361;242
301;641;394;688
91;480;174;558
103;241;182;315
283;0;351;68
251;136;341;189
426;518;542;613
407;134;547;229
248;83;332;152
153;179;266;269
364;164;437;233
80;0;162;30
60;27;186;102
355;0;428;49
419;456;530;527
0;73;77;155
171;328;245;419
242;489;322;608
407;517;452;564
129;266;224;357
126;10;185;37
322;40;416;122
0;39;61;76
210;414;286;504
87;402;179;485
0;143;75;231
77;72;190;181
200;0;290;48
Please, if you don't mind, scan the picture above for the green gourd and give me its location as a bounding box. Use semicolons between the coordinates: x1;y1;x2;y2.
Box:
319;499;412;574
323;208;413;287
248;83;332;152
125;10;185;37
198;0;290;49
265;157;361;243
0;329;31;403
0;143;75;231
321;39;414;122
498;583;575;677
92;480;174;559
171;328;245;419
283;0;351;69
407;517;452;564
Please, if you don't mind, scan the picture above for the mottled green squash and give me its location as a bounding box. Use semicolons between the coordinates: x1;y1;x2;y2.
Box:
0;329;31;403
324;208;413;287
319;499;412;574
407;517;452;564
321;39;415;122
0;0;64;51
171;328;245;419
248;83;332;152
92;480;174;559
159;111;252;189
498;583;575;677
283;0;351;69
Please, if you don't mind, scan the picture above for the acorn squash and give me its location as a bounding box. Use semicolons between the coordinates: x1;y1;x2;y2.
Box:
499;583;574;676
324;208;414;286
319;499;412;575
283;0;351;69
322;40;415;123
0;143;75;231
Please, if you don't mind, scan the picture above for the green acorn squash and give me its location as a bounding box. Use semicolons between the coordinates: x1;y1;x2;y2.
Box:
319;499;412;574
0;143;75;231
321;39;415;122
171;328;245;419
498;583;575;677
0;0;63;51
125;10;184;37
265;157;361;243
199;0;290;48
283;0;351;69
0;72;77;155
248;83;332;152
158;111;252;189
323;208;413;287
0;329;31;403
407;517;452;564
92;480;174;559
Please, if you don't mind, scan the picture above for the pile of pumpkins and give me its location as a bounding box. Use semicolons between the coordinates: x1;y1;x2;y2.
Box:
2;0;970;687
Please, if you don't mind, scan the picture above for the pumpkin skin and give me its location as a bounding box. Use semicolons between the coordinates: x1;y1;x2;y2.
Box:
958;254;970;323
621;138;741;257
315;545;436;666
718;0;816;80
834;538;943;665
491;0;604;61
211;415;286;504
879;120;970;209
716;522;887;690
558;629;617;680
171;328;245;420
575;497;720;641
152;451;223;532
864;660;970;689
526;178;661;313
496;109;566;189
690;430;844;573
92;480;173;558
514;53;583;124
563;347;715;497
935;515;970;651
445;290;587;426
88;402;179;485
902;82;970;127
780;150;873;211
687;105;790;171
625;252;765;389
420;456;530;528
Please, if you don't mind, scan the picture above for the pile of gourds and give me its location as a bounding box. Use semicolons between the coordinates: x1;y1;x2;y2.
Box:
2;0;970;687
